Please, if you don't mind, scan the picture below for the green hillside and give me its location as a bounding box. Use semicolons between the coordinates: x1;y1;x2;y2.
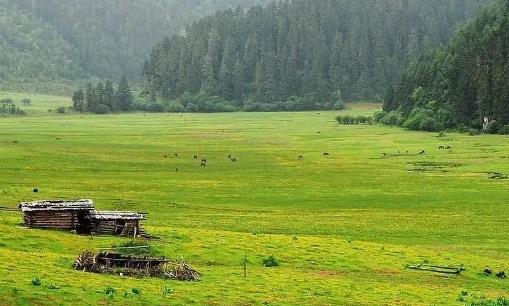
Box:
0;0;271;93
143;0;490;110
382;0;509;134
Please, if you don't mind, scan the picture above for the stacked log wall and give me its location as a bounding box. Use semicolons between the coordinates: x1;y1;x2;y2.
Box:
24;211;78;229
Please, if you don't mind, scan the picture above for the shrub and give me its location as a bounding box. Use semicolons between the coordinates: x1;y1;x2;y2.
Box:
165;102;185;113
163;286;174;295
382;111;403;126
104;286;116;295
498;124;509;135
131;288;141;295
31;277;42;286
468;128;481;136
57;106;66;114
333;101;346;110
94;104;111;114
145;102;165;113
485;120;501;134
262;255;279;267
47;284;60;290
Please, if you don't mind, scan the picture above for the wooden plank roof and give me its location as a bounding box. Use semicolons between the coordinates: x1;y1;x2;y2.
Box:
86;210;145;220
19;199;94;212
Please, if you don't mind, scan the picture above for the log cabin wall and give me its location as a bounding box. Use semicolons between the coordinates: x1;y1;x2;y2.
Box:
23;210;78;229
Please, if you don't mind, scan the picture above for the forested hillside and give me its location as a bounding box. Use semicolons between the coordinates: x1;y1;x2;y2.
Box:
143;0;490;111
381;0;509;133
0;0;270;93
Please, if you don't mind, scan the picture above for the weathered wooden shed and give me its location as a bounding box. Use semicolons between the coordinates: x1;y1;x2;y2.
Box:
86;211;145;237
19;199;94;232
19;199;146;237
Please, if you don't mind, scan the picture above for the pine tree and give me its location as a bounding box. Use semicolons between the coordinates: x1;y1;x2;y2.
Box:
72;89;85;112
117;76;133;111
104;80;117;112
85;83;96;112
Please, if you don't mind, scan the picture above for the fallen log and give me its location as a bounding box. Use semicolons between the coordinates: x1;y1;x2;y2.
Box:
406;263;465;275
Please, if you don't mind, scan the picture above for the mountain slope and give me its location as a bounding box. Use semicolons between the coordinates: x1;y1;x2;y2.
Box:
383;0;509;133
142;0;490;109
0;0;271;92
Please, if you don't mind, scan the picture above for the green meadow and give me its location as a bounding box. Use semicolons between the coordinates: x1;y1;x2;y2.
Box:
0;98;508;305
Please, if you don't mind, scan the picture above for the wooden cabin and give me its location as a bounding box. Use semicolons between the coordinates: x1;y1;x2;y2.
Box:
86;211;145;237
19;199;146;237
19;199;94;231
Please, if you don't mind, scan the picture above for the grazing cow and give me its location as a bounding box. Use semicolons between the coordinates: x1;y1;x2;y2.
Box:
231;158;237;163
173;153;178;158
12;141;18;144
298;155;304;160
33;188;39;193
323;153;330;157
164;155;168;158
176;167;179;172
317;131;321;134
446;146;452;150
201;159;207;163
227;154;232;159
382;153;387;157
193;155;198;160
200;161;207;167
418;150;426;155
439;146;445;149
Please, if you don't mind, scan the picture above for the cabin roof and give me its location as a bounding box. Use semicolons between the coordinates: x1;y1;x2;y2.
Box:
86;210;145;221
19;199;94;212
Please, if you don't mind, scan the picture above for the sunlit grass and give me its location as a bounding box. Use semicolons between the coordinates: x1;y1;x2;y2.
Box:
0;99;508;305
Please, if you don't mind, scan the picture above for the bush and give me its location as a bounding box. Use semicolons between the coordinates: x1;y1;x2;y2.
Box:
402;109;443;131
333;101;346;110
382;111;404;126
31;277;42;286
94;104;111;114
57;106;66;114
145;102;165;113
499;124;509;135
262;255;279;267
165;102;185;113
485;120;501;134
468;128;481;136
22;98;32;106
131;288;141;295
104;286;116;295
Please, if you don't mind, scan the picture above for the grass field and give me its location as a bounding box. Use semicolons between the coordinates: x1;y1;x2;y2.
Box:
0;100;508;305
0;91;71;115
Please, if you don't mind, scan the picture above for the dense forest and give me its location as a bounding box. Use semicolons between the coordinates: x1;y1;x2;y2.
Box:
142;0;490;112
0;0;271;93
381;0;509;134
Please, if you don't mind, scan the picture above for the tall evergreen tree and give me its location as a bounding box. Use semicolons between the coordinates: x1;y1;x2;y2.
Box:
117;76;133;112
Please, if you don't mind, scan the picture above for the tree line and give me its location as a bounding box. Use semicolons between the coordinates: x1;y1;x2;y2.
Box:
72;77;133;114
143;0;489;111
380;0;509;134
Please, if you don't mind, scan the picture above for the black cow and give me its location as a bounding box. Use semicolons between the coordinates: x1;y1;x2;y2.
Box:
323;153;330;157
201;159;207;163
418;150;426;155
200;162;207;167
231;158;237;163
193;155;198;160
173;153;178;158
33;188;39;193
